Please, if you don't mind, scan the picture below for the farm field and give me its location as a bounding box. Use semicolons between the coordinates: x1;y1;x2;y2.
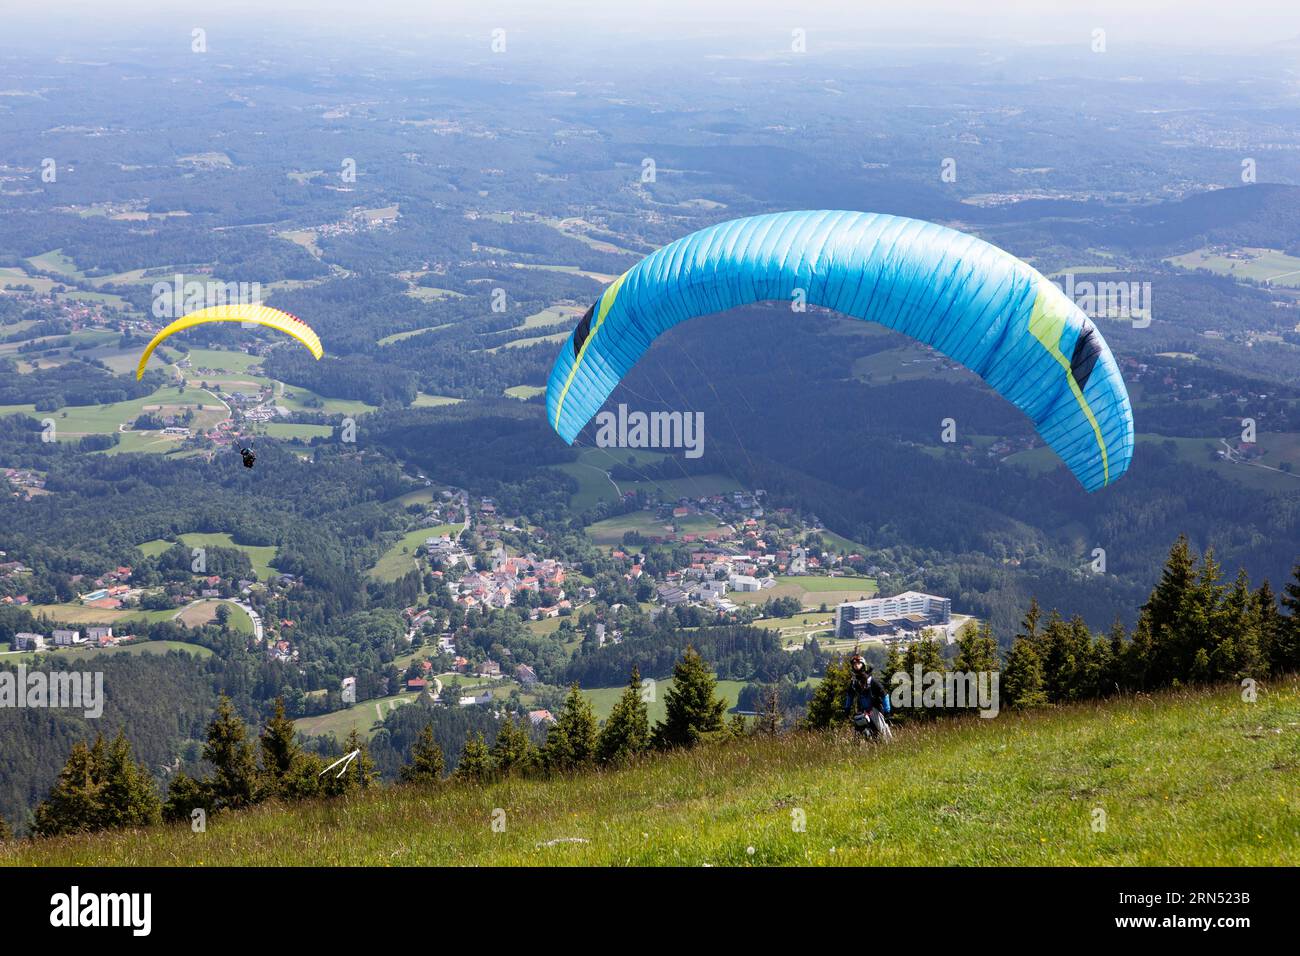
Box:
368;524;463;581
377;324;451;345
258;423;333;440
1;639;214;664
1167;246;1300;287
137;532;279;581
728;575;878;608
504;385;545;400
295;692;422;741
22;603;180;627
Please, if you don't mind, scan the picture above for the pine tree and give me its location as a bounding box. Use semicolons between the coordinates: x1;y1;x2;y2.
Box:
542;683;599;771
1002;636;1047;709
259;697;305;797
325;729;378;796
652;646;727;749
1140;536;1197;684
162;771;209;823
400;723;445;784
33;741;104;837
1018;596;1043;651
490;715;536;775
99;730;161;829
1215;569;1262;681
1253;580;1287;677
454;732;492;782
803;655;851;730
1105;617;1128;692
203;695;260;811
1277;562;1300;673
596;667;651;764
954;621;999;674
756;684;783;735
900;635;947;719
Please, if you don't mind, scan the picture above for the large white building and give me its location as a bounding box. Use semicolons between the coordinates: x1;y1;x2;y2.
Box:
835;591;951;638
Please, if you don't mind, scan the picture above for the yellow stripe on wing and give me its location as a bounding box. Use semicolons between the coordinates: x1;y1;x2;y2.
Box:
552;271;629;431
1027;283;1109;486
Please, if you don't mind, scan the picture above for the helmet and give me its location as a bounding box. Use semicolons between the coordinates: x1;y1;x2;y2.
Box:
849;653;866;669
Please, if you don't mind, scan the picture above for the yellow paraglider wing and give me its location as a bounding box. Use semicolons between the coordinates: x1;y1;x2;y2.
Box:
135;304;324;379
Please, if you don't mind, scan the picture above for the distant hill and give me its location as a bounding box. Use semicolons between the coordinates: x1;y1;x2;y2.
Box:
6;679;1297;866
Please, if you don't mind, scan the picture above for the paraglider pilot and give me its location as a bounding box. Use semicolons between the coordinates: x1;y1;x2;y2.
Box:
845;654;889;736
239;447;256;469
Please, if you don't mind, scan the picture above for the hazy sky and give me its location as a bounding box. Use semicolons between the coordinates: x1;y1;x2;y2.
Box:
8;0;1300;50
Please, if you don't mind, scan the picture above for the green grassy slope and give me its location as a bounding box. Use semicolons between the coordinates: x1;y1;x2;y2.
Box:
5;681;1298;866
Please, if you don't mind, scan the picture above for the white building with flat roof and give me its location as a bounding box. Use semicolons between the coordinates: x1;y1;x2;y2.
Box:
835;591;951;638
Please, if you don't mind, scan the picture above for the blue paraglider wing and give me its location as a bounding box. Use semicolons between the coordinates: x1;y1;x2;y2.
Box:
546;210;1134;492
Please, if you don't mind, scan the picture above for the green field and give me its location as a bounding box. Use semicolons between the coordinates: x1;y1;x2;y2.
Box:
10;681;1298;866
728;575;878;607
137;532;279;581
23;603;183;627
377;325;451;345
368;524;462;581
752;612;837;647
294;692;421;741
585;510;677;545
258;423;333;440
178;348;264;375
553;447;742;513
277;387;377;418
486;329;570;353
1167;246;1300;287
504;385;545;401
411;393;463;408
2;639;214;664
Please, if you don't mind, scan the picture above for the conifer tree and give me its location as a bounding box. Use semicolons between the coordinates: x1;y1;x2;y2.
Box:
259;697;305;797
454;732;492;782
756;684;783;735
325;729;378;795
1002;636;1047;709
1105;617;1128;692
803;655;851;729
99;730;161;829
1277;563;1300;673
162;771;209;824
542;683;599;771
203;695;260;810
33;741;104;837
490;715;536;775
899;635;947;719
652;646;727;748
1140;536;1197;684
954;621;999;674
596;667;651;764
400;723;445;784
